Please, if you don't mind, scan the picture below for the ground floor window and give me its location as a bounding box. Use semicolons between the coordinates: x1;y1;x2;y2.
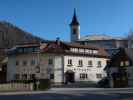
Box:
22;74;27;80
14;74;20;80
30;74;36;80
80;73;88;79
96;73;102;79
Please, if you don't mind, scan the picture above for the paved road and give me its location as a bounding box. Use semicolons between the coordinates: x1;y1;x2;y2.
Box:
0;88;133;100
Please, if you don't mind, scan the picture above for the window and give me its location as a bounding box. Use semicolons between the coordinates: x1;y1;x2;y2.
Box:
22;74;27;80
93;50;98;54
68;59;72;66
96;74;102;79
30;74;36;80
48;59;53;65
14;74;20;80
120;61;124;66
125;61;129;66
80;73;88;79
78;60;83;67
31;60;35;66
36;66;40;73
16;60;19;66
23;48;27;53
128;73;130;77
33;47;39;52
27;48;34;52
18;48;23;53
97;61;102;67
88;60;92;67
23;60;27;66
50;74;54;79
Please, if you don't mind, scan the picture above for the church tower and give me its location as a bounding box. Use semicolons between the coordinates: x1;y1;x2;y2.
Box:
70;9;80;42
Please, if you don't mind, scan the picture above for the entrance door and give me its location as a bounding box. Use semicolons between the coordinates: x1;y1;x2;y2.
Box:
65;70;75;84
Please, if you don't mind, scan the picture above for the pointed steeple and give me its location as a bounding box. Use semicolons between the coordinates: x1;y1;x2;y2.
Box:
70;8;79;26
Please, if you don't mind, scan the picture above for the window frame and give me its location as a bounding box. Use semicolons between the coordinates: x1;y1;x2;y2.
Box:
96;73;102;79
67;59;72;66
88;60;93;67
97;61;102;68
78;60;83;67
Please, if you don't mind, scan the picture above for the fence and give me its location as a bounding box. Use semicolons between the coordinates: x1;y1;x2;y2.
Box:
0;83;33;91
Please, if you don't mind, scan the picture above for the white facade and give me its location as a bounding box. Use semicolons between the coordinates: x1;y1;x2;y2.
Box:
64;55;107;82
40;53;108;84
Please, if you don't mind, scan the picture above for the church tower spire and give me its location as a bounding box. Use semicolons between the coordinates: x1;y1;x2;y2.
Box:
70;8;80;42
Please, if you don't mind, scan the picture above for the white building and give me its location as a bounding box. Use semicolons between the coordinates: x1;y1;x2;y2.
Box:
7;40;108;85
41;40;108;84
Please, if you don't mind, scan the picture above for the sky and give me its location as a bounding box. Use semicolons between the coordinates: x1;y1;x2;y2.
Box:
0;0;133;41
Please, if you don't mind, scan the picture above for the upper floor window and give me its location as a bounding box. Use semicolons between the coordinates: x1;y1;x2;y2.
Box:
93;50;98;54
36;66;40;73
33;47;39;52
48;59;53;65
120;61;124;66
31;60;35;66
27;48;34;53
78;60;83;67
16;60;19;66
17;48;23;53
68;59;72;66
88;60;92;67
50;74;54;79
23;60;27;66
125;61;129;66
97;61;102;67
